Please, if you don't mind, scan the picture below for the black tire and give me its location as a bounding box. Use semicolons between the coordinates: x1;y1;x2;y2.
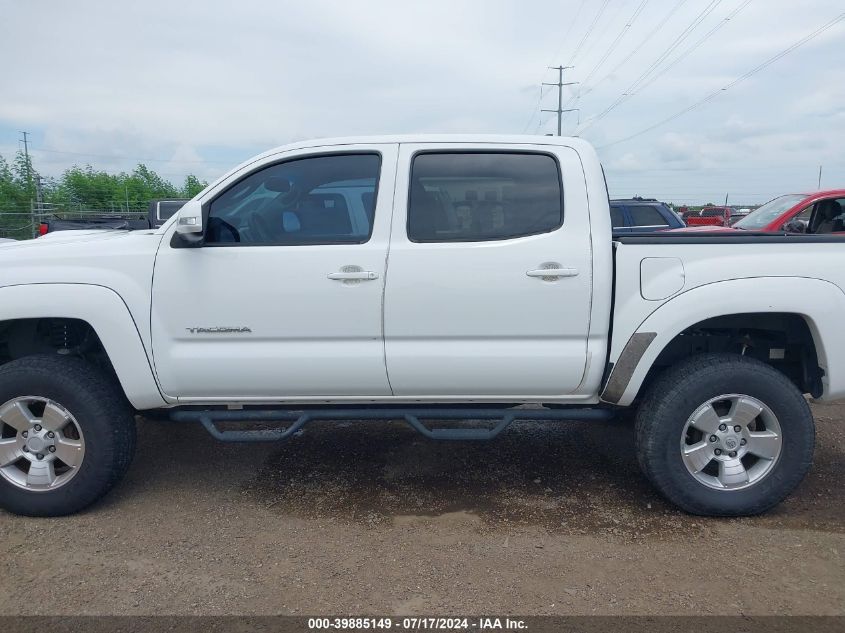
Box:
0;355;136;517
635;353;814;516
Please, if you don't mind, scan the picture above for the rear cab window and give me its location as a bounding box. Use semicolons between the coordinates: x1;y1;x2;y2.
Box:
407;152;563;242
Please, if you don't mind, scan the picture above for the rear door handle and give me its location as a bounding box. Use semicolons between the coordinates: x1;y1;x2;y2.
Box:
327;271;379;281
526;267;579;278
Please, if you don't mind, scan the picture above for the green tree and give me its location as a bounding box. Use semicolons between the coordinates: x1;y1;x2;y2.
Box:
0;151;40;237
180;174;207;198
0;151;212;238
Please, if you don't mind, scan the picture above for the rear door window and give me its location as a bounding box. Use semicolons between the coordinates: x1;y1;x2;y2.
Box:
407;152;563;242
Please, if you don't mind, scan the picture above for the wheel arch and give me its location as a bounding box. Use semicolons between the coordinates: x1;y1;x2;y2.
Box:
602;277;845;406
0;284;167;409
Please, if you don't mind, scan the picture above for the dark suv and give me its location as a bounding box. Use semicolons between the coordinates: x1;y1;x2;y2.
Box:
610;197;685;233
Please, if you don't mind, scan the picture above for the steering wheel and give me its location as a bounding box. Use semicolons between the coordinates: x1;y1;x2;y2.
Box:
247;211;276;243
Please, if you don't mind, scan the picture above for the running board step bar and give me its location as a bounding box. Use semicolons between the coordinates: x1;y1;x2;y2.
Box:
168;407;617;443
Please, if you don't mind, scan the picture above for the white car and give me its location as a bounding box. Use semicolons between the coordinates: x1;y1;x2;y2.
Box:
0;135;838;517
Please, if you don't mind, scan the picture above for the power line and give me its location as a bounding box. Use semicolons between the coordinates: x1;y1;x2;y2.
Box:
569;0;691;105
625;0;724;94
578;0;725;133
561;0;650;121
597;11;845;149
544;0;589;73
581;0;650;87
569;0;613;65
628;0;754;97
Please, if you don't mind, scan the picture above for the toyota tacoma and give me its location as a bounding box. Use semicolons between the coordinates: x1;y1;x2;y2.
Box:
0;135;838;517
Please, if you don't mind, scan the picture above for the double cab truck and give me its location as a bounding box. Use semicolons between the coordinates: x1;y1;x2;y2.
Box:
0;135;839;518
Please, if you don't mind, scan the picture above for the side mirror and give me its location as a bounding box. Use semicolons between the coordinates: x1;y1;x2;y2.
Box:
784;219;806;234
171;200;205;248
174;200;203;235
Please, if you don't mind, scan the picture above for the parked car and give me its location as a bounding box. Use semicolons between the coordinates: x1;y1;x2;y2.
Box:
610;197;685;233
686;206;732;227
38;199;190;236
675;190;845;234
734;190;845;234
0;135;838;520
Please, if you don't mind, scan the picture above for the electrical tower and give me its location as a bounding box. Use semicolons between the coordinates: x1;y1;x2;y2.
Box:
542;66;579;136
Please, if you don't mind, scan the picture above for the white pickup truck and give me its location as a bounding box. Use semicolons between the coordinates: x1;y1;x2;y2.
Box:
0;135;840;518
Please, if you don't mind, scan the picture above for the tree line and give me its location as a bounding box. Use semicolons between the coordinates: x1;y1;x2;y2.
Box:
0;149;209;238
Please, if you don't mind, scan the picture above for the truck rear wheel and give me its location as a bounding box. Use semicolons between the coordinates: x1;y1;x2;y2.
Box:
0;355;136;517
635;353;814;516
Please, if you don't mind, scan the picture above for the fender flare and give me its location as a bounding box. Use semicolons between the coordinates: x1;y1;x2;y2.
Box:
601;277;845;406
0;283;167;409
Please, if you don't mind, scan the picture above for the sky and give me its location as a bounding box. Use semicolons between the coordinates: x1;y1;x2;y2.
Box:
1;0;843;205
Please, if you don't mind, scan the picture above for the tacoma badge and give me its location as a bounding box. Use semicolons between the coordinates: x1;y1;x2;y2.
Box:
185;327;252;334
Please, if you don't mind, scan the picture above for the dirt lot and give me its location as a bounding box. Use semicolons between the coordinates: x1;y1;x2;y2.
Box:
0;402;843;616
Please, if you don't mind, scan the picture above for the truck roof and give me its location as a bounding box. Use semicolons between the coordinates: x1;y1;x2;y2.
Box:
258;133;591;149
203;134;598;204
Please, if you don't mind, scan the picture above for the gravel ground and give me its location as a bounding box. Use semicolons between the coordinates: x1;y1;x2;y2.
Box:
0;402;843;616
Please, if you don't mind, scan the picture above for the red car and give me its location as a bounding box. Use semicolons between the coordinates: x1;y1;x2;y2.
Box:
675;190;845;234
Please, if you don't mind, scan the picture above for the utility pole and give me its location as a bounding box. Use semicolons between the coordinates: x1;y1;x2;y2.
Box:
34;175;44;239
20;131;35;238
542;66;579;136
20;131;32;197
818;165;823;189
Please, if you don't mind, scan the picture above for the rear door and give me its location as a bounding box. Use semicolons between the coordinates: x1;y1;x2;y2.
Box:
383;143;593;397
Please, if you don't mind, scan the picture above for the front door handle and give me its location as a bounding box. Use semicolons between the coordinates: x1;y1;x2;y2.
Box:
327;271;379;281
526;267;579;279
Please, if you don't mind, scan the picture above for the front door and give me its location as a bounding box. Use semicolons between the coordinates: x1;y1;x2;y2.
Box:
383;144;594;397
151;145;398;400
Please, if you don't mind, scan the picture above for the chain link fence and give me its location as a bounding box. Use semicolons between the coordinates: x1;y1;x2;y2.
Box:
0;203;153;239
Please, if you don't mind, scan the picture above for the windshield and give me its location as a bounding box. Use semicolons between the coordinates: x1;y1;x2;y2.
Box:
733;194;806;230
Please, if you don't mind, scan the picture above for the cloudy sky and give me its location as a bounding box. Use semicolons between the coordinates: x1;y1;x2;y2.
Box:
1;0;843;204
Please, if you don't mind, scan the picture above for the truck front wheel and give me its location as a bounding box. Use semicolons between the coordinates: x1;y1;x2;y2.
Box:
635;353;814;516
0;355;136;517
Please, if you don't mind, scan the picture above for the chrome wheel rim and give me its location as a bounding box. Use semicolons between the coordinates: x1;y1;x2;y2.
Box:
0;396;85;492
680;393;782;491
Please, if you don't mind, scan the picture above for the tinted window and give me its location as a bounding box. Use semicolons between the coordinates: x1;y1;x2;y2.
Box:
610;205;625;228
206;154;380;245
629;205;669;227
408;153;562;242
